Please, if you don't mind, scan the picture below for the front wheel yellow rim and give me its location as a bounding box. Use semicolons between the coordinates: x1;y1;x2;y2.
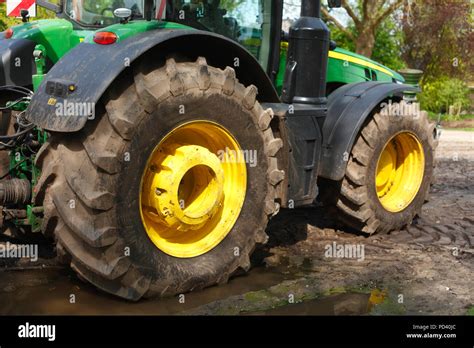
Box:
139;121;247;258
375;132;425;212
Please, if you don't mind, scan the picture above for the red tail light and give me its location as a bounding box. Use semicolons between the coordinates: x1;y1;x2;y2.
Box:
93;32;117;45
4;28;13;39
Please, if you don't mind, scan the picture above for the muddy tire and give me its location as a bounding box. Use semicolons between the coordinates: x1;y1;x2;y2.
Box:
321;106;437;234
35;57;284;300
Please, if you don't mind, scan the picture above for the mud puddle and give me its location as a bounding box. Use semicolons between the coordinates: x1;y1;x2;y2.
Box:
0;266;294;315
247;292;372;315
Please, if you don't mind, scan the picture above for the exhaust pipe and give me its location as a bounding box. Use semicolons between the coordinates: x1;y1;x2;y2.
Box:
301;0;321;17
281;0;330;105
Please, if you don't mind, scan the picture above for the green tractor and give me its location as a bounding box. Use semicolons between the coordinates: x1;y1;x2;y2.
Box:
0;0;437;300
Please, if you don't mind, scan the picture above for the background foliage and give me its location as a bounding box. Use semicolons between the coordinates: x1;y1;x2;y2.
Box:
418;78;471;116
1;2;54;31
323;0;473;115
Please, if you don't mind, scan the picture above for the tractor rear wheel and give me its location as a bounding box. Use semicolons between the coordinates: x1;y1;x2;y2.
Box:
35;57;284;300
320;106;437;234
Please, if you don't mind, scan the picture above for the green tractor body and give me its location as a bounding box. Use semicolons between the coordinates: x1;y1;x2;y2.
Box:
0;0;437;300
2;2;403;92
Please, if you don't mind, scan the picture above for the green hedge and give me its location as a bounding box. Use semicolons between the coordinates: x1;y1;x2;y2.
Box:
419;77;471;115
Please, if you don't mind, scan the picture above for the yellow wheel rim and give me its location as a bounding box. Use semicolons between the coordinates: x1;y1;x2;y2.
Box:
139;121;247;258
375;132;424;212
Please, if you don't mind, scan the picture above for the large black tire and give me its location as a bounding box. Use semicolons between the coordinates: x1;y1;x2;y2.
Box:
35;57;285;300
320;106;437;234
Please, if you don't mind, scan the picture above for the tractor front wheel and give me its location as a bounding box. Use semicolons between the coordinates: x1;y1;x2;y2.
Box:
320;106;437;234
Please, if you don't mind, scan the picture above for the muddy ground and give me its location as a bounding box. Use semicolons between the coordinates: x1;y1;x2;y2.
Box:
0;130;472;315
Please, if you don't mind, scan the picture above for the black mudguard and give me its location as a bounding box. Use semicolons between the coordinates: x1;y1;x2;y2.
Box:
25;29;280;132
0;38;36;87
318;81;418;181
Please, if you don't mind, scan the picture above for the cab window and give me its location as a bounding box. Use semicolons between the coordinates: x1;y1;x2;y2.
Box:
65;0;145;26
170;0;274;70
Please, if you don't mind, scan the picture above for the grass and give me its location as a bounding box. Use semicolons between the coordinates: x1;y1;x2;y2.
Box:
467;306;474;316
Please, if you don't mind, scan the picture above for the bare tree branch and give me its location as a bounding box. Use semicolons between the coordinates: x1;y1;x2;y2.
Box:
374;0;405;28
321;7;355;41
362;0;369;21
341;0;361;26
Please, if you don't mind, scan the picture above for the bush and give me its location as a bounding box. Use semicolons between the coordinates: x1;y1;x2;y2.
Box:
419;77;471;115
0;4;19;32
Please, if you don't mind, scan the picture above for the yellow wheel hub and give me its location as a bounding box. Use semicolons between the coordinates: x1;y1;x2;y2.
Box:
375;132;424;212
140;121;247;258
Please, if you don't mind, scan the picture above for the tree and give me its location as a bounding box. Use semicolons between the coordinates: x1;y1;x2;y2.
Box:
327;15;405;70
400;0;473;82
370;16;405;71
322;0;405;57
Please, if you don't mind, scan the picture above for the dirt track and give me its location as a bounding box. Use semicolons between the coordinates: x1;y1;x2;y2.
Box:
0;130;472;315
187;129;474;315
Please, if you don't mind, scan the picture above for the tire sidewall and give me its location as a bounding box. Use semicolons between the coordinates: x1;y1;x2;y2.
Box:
366;115;434;228
117;90;269;291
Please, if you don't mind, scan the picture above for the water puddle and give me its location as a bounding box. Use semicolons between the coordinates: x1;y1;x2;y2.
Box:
246;289;387;315
0;253;389;315
247;292;372;315
0;266;293;315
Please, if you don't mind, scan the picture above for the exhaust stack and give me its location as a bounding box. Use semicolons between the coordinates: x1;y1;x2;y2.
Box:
281;0;330;105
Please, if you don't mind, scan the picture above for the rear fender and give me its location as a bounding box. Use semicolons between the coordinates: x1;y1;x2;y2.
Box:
25;29;280;132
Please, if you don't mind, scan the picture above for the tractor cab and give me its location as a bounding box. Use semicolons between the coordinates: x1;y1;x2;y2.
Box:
167;0;276;69
60;0;277;71
59;0;401;93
